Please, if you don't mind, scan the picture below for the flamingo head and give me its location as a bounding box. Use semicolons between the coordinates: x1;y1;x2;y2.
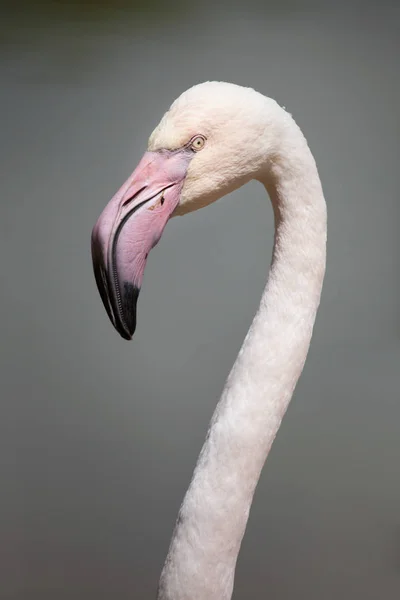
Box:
91;81;281;339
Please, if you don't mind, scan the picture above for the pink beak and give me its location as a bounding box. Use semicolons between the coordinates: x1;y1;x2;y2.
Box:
91;149;193;339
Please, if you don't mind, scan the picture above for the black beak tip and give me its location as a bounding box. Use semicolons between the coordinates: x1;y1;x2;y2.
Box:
92;245;140;341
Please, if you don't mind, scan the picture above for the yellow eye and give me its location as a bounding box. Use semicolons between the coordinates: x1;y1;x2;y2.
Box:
190;135;206;152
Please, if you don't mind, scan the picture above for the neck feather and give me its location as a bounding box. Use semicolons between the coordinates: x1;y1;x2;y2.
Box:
157;115;327;600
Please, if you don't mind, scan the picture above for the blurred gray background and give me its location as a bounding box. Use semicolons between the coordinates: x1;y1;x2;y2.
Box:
1;1;399;598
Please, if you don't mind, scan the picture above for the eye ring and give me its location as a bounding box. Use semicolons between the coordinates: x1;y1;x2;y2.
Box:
189;135;206;152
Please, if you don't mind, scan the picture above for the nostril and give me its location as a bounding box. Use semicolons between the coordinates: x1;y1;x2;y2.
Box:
122;185;147;207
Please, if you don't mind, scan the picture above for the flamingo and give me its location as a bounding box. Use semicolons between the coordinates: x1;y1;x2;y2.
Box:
91;81;327;600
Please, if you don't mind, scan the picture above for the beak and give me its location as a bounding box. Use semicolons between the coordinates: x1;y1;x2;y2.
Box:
91;149;192;340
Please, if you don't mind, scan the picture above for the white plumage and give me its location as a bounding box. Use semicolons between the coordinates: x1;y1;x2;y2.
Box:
150;82;327;600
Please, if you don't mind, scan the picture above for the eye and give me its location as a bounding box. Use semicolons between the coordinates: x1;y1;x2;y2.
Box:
190;135;206;152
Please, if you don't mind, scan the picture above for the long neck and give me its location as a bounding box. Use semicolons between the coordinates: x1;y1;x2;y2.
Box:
157;119;327;600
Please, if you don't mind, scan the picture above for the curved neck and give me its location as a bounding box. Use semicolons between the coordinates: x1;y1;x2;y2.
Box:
157;120;327;600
